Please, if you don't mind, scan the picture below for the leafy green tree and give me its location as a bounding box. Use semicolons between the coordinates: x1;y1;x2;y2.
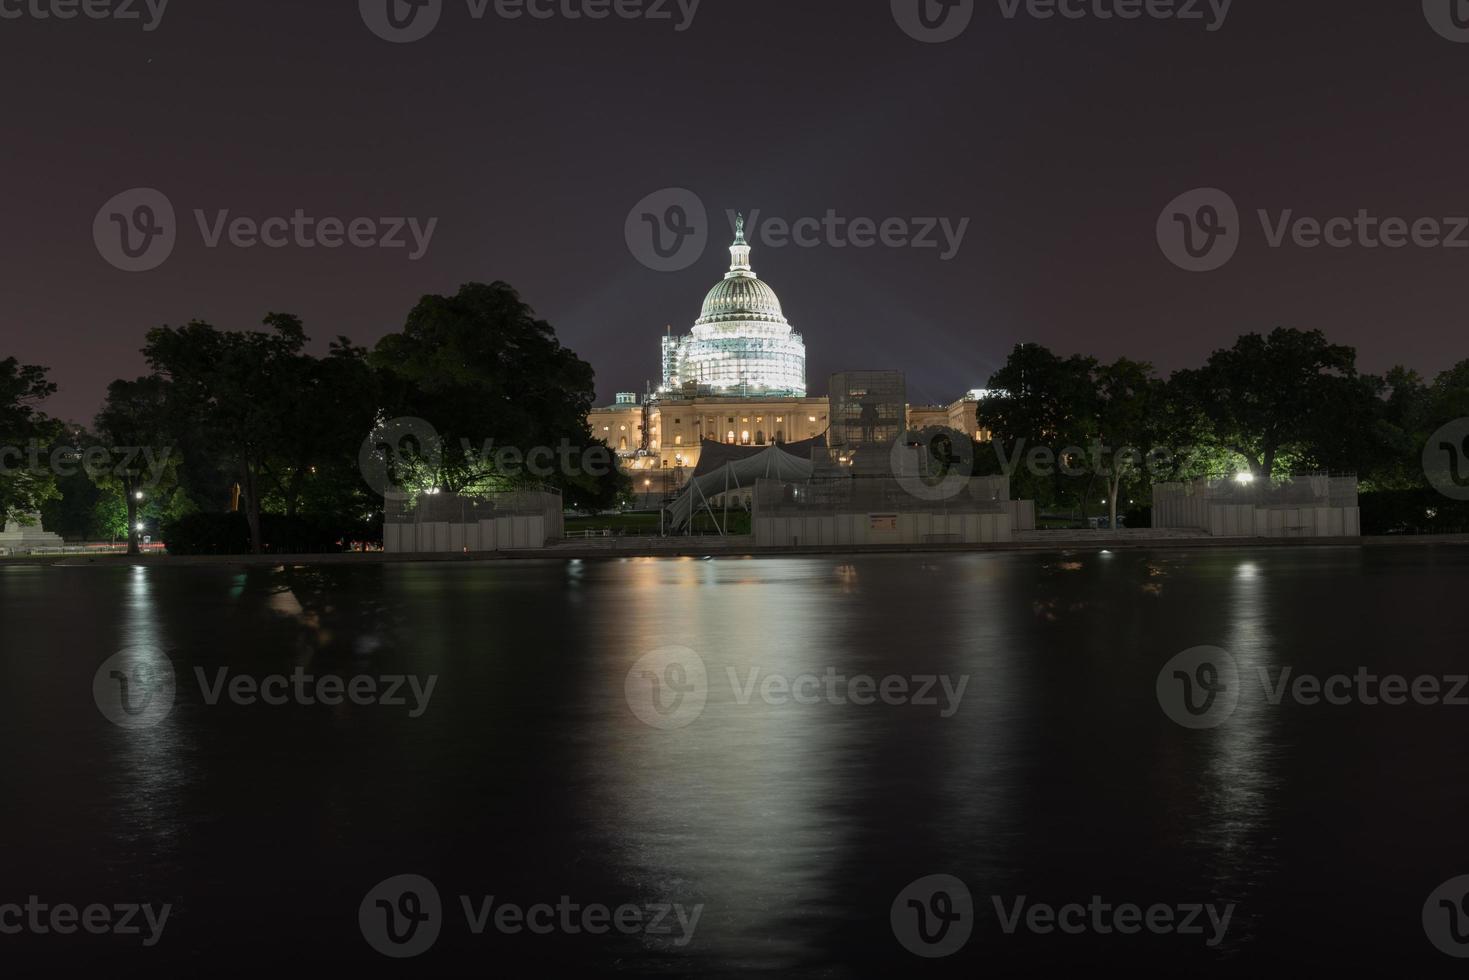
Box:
143;315;308;554
980;344;1099;518
373;282;624;509
1093;358;1164;530
1172;328;1360;484
0;358;61;525
94;377;179;555
256;333;380;522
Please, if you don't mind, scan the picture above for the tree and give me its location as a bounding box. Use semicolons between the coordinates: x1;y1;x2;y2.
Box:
1172;328;1359;484
94;377;178;555
1092;358;1163;531
256;333;380;522
0;358;60;525
143;315;307;554
373;282;624;509
980;344;1099;519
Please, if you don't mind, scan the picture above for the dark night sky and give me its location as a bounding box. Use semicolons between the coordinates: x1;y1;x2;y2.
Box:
3;1;1467;423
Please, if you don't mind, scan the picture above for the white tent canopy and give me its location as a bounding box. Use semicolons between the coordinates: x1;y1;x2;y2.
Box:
667;443;814;532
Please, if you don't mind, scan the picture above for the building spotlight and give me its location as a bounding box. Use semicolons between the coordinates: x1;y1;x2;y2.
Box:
1234;472;1255;485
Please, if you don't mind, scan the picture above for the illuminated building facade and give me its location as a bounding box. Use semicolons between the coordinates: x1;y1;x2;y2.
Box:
587;214;991;504
659;217;807;398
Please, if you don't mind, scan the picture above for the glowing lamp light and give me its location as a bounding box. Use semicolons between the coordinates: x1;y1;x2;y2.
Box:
1234;472;1255;485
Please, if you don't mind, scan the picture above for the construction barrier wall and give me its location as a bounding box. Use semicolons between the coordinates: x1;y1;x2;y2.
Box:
754;512;1014;548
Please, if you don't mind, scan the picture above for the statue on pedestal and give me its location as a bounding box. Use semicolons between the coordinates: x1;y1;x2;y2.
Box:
0;512;65;554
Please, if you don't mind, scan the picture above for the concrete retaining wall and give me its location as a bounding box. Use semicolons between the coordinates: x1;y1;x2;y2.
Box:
384;515;549;554
754;512;1013;548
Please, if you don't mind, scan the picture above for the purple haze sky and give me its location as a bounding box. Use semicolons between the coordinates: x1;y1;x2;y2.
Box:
3;1;1468;424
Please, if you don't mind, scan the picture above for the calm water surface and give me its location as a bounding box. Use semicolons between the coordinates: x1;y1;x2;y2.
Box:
3;547;1468;975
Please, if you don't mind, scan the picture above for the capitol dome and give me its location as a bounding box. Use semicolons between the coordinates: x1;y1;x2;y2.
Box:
659;214;807;398
696;264;788;327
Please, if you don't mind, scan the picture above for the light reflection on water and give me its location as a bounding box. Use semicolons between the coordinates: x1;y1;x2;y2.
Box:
3;547;1468;973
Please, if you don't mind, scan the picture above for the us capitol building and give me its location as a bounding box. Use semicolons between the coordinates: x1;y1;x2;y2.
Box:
590;218;989;498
